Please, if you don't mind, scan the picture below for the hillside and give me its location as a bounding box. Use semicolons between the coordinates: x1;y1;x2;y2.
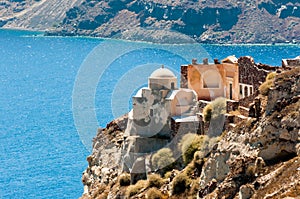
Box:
1;0;300;43
0;0;83;30
79;66;299;198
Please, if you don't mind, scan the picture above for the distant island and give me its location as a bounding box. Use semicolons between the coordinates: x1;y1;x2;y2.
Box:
1;0;300;44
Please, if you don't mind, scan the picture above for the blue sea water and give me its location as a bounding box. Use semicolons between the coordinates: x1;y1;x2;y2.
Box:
0;29;299;198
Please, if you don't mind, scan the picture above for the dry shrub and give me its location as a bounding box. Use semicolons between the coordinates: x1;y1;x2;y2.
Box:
151;148;175;171
193;150;205;169
91;183;109;199
189;179;200;196
203;97;226;122
259;72;276;96
203;103;212;122
164;171;172;179
172;172;191;195
211;97;227;119
119;173;131;186
266;72;277;81
259;80;273;96
179;134;208;165
147;174;164;188
126;180;147;197
146;187;163;199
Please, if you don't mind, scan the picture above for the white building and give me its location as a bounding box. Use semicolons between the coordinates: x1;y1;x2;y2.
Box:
125;66;199;139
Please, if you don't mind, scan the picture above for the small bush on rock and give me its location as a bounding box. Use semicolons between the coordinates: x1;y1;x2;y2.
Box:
266;72;276;81
119;173;131;186
146;187;163;199
211;97;227;119
203;97;226;122
91;183;109;199
147;174;164;188
172;172;191;194
151;148;175;171
164;171;172;179
126;180;147;197
179;133;207;165
203;103;212;122
259;72;276;96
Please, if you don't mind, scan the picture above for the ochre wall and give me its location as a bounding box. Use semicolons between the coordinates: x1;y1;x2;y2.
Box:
186;63;239;101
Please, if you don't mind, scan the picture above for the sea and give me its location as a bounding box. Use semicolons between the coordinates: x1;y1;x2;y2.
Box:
0;29;299;199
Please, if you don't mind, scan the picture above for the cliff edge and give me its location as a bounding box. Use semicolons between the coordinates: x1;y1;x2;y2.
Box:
80;66;299;198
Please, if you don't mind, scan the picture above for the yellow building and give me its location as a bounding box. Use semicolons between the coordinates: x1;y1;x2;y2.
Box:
181;56;239;101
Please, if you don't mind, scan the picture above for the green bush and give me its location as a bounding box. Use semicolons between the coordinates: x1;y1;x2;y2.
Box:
259;79;273;96
147;174;164;188
126;180;147;197
203;103;212;122
151;148;175;171
259;72;276;96
179;134;207;165
203;97;226;122
172;172;191;194
193;151;205;168
164;171;172;179
119;173;131;186
146;187;163;199
266;72;276;81
211;97;227;119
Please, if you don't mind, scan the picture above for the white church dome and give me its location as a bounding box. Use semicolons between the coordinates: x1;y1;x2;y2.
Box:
149;66;176;79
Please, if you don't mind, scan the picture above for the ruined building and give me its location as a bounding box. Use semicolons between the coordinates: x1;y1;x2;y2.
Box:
282;56;300;68
181;55;278;101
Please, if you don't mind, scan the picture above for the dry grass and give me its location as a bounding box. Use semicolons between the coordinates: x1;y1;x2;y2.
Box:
146;187;164;199
259;80;274;96
119;173;131;186
171;172;191;195
147;174;164;188
151;148;175;171
126;180;147;197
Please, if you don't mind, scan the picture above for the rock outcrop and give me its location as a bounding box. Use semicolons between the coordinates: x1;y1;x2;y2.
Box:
81;114;127;196
198;67;300;198
1;0;300;44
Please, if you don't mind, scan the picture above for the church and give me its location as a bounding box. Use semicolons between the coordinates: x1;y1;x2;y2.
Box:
125;65;199;139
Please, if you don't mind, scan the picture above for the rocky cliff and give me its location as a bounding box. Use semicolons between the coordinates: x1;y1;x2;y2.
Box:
0;0;83;30
80;66;299;198
1;0;300;43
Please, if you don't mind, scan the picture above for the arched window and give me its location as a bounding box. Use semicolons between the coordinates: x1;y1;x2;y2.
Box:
240;85;243;95
229;83;233;100
202;70;221;88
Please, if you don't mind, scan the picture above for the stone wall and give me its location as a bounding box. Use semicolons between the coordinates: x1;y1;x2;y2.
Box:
226;100;239;113
282;58;300;68
198;100;210;112
239;91;259;108
238;57;276;91
180;65;188;88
